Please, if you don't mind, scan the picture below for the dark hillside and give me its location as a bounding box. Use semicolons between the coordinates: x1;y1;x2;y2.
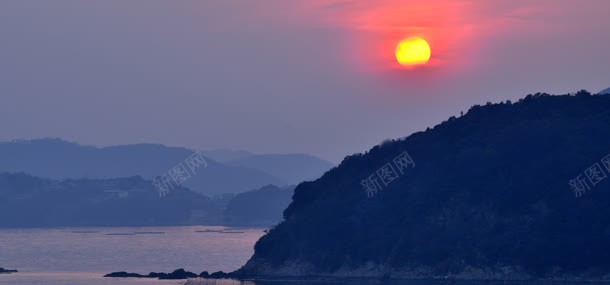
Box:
238;92;610;280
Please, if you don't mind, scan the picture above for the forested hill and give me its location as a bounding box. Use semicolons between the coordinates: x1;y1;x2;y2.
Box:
0;173;220;227
238;91;610;280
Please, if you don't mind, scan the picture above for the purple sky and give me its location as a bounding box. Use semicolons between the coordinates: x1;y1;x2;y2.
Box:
1;1;609;162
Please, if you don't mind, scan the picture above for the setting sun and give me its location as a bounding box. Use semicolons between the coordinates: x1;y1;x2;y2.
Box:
395;37;431;67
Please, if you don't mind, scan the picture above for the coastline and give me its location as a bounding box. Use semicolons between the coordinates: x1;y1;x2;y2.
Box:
228;262;610;283
186;274;610;284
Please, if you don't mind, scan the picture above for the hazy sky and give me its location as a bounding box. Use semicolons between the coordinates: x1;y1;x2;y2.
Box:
1;1;609;162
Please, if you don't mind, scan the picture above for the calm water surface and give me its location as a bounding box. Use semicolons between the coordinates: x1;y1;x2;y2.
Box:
0;226;265;285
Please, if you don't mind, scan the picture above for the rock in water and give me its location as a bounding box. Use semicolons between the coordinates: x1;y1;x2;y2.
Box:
0;268;18;274
105;268;198;279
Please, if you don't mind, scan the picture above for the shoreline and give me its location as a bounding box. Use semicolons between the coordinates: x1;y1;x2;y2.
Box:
105;268;610;283
187;275;610;284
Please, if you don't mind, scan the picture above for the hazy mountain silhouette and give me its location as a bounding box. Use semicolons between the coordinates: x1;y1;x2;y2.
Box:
0;173;221;227
0;171;300;228
238;91;610;280
226;154;335;185
223;184;295;227
0;139;285;195
598;87;610;95
200;149;335;184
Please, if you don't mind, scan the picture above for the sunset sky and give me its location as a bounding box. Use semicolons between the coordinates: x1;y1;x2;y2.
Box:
1;0;609;162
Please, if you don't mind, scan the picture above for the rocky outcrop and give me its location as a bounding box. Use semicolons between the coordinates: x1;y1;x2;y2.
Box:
0;267;18;274
236;92;610;280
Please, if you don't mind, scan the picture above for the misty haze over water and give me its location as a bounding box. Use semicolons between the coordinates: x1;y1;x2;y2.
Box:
0;226;263;285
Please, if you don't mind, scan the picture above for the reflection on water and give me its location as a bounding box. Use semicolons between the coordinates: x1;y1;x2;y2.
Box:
186;280;256;285
185;278;610;285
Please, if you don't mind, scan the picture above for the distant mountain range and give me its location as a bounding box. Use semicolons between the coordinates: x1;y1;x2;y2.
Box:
200;149;335;185
225;154;335;185
0;139;333;195
200;149;254;163
238;91;610;280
